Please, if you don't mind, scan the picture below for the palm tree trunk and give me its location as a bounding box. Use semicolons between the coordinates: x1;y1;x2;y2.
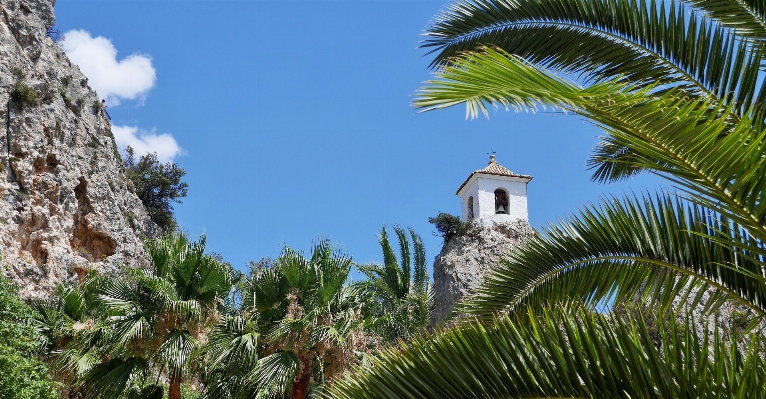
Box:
292;366;311;399
168;374;182;399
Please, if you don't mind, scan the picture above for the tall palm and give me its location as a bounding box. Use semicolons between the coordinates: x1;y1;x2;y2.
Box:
51;233;233;399
324;0;766;397
359;225;431;343
201;239;373;399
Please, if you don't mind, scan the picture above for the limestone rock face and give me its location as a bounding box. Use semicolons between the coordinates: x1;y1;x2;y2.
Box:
431;220;534;324
0;0;158;297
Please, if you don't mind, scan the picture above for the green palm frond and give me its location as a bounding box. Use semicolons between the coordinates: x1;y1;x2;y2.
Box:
200;316;261;399
250;267;290;323
173;236;206;295
280;247;313;293
415;49;766;238
325;309;766;399
583;94;766;242
55;336;103;378
682;0;766;39
204;315;260;371
409;227;428;294
80;357;149;399
155;329;197;374
393;226;412;293
422;0;765;114
314;254;353;309
460;193;766;319
195;255;234;301
378;227;405;299
415;48;636;117
246;351;300;398
145;232;188;279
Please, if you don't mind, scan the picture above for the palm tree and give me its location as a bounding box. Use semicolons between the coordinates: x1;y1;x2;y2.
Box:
200;239;373;399
324;0;766;397
358;225;431;343
48;233;234;399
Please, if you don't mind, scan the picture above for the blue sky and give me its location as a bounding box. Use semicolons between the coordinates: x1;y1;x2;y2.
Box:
55;0;662;274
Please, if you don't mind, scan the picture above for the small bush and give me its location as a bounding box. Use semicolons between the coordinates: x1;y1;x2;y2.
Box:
58;86;70;104
61;75;72;87
10;67;24;80
10;82;39;109
92;99;102;114
428;212;475;242
40;86;57;104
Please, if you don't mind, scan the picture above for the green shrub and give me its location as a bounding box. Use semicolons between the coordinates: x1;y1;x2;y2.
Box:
58;86;70;105
428;212;475;242
10;67;24;80
92;99;102;114
61;75;72;87
10;82;38;109
124;146;188;232
0;271;58;399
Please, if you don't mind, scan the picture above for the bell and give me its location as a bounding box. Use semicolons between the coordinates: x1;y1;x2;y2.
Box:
496;204;506;214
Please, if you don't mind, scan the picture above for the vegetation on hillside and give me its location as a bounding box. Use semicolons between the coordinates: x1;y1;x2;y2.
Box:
0;272;58;399
25;228;430;398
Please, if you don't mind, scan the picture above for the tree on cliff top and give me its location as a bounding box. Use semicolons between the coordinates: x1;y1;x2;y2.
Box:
124;146;188;232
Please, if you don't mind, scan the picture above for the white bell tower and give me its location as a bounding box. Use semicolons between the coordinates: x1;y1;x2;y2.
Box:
456;154;532;225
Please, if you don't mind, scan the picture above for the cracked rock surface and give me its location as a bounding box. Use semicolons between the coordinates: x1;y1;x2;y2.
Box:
431;220;534;325
0;0;158;297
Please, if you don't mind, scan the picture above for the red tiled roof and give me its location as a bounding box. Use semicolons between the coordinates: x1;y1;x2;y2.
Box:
456;155;532;195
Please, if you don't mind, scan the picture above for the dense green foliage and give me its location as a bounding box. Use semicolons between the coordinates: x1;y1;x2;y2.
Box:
359;226;432;343
0;272;58;399
427;212;474;242
29;226;435;398
202;239;374;399
124;146;188;232
10;82;39;109
35;234;233;399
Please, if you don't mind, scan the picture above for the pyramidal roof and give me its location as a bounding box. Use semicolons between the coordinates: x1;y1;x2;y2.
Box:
456;155;532;195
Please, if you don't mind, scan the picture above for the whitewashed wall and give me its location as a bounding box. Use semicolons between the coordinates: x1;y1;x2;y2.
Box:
459;175;529;223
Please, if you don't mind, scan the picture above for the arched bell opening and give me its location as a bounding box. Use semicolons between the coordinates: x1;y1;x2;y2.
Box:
467;196;474;219
494;188;509;215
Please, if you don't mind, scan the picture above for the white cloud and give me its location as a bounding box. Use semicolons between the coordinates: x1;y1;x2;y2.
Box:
112;125;182;163
62;30;156;106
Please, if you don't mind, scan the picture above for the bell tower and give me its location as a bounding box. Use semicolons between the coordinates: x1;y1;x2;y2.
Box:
456;154;532;225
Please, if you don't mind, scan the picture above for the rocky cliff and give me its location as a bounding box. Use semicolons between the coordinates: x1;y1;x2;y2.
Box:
0;0;157;297
431;220;534;324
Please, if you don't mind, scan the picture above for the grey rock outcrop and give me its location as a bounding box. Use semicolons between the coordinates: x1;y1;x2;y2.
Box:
431;219;534;324
0;0;158;297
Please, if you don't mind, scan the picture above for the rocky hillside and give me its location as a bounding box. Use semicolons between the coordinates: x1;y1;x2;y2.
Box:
431;220;534;324
0;0;157;297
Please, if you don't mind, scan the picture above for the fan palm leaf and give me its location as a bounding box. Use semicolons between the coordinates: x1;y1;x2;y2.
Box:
79;357;150;399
